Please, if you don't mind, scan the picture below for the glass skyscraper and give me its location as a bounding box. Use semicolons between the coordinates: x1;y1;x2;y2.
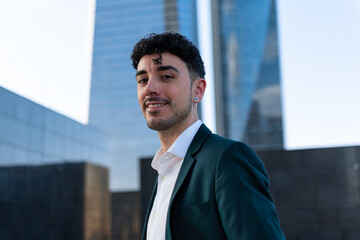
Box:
0;87;109;167
89;0;198;190
213;0;283;150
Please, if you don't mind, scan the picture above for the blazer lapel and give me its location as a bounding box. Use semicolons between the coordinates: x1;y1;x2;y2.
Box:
170;124;211;203
165;124;212;238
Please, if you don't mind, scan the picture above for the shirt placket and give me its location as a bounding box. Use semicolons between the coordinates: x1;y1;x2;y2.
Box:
151;153;172;222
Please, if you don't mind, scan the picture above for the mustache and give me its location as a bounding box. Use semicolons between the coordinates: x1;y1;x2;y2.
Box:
143;97;170;107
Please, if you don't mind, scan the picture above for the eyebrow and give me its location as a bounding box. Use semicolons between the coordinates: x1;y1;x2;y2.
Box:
157;65;179;73
136;65;179;77
136;70;146;77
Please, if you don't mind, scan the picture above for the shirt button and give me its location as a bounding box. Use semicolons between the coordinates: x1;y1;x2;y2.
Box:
161;176;166;182
154;212;158;218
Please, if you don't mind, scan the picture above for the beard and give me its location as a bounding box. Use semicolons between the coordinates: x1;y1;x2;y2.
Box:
145;96;193;131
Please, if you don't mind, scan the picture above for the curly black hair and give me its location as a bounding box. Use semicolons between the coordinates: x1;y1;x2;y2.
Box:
131;32;205;81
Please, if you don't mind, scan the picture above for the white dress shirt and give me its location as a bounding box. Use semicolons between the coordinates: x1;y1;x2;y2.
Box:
146;120;202;240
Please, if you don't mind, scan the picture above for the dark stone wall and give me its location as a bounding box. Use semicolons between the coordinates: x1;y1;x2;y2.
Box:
110;158;156;240
0;162;111;240
140;157;157;227
83;163;112;240
258;146;360;240
111;192;141;240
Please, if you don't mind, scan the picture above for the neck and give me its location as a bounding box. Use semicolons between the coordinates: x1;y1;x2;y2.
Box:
157;117;198;152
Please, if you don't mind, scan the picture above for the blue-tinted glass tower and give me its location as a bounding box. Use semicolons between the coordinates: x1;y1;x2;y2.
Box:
0;87;109;167
214;0;283;150
89;0;198;190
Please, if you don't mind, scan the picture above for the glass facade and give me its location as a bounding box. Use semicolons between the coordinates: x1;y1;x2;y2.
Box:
89;0;198;190
0;87;109;167
214;0;283;150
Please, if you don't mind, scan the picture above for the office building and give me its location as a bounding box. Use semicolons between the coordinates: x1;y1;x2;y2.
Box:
0;86;109;167
0;86;112;239
213;0;283;150
0;162;111;240
89;0;198;190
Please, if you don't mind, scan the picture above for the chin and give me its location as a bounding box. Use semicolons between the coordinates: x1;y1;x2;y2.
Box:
146;118;174;131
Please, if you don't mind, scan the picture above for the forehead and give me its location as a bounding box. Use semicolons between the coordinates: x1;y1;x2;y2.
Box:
137;52;188;72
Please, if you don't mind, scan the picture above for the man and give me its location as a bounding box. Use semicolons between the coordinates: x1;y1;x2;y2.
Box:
131;32;285;240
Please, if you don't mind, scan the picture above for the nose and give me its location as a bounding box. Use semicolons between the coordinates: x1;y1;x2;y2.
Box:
145;76;160;96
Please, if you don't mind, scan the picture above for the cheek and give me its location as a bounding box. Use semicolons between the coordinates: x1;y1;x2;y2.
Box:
168;84;189;97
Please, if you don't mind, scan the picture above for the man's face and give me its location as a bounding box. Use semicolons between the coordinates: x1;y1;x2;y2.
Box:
136;52;196;131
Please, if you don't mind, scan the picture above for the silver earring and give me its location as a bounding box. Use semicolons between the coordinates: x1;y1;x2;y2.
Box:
194;97;199;101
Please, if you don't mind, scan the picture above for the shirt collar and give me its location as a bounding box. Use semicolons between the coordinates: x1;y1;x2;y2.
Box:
151;120;202;170
168;120;202;159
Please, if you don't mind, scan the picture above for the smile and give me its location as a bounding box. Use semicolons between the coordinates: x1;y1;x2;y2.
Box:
148;103;165;108
144;97;170;110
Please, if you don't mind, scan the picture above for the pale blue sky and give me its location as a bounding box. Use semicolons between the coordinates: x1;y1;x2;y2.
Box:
0;0;359;150
0;0;94;123
278;0;360;149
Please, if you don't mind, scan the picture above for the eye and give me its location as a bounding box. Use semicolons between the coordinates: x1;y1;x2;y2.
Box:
161;74;173;80
137;78;148;84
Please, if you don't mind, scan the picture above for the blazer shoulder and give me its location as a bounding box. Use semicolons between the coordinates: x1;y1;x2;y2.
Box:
201;132;269;179
191;124;255;157
204;131;254;154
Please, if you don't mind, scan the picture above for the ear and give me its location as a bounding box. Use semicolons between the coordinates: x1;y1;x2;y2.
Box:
192;78;206;102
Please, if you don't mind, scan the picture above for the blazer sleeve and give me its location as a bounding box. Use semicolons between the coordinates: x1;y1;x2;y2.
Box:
215;142;285;239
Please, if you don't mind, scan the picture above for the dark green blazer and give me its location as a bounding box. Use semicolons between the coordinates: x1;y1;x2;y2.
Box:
142;124;285;240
